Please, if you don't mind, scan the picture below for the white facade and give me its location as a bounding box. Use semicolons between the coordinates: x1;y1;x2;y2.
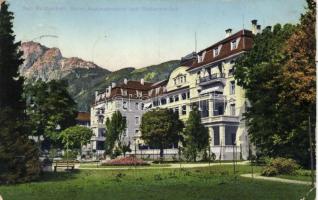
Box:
89;28;255;160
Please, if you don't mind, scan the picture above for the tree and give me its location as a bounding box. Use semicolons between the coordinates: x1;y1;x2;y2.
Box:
234;2;315;167
0;1;40;183
183;107;209;162
278;0;316;167
104;111;127;157
24;80;78;148
140;108;184;158
59;125;93;159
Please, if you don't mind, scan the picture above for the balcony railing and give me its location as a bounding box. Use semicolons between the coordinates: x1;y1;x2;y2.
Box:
198;73;226;85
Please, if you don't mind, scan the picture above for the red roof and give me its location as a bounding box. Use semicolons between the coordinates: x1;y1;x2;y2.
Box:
189;29;254;70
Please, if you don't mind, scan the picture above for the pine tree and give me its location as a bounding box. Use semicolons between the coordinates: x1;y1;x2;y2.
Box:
0;1;40;183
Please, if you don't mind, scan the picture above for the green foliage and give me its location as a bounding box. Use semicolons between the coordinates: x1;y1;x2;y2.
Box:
59;125;93;151
24;80;78;147
62;150;78;160
262;157;300;176
183;107;209;162
0;2;40;183
233;18;316;166
140;108;184;158
105;111;127;157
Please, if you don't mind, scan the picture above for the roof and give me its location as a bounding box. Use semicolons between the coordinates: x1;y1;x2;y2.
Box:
115;80;153;91
189;29;254;70
76;112;90;121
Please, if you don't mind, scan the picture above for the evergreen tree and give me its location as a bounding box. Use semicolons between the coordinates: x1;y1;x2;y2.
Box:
183;107;209;162
0;1;40;183
140;108;184;158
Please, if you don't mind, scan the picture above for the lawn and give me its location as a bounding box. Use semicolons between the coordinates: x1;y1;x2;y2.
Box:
79;163;171;168
0;165;315;200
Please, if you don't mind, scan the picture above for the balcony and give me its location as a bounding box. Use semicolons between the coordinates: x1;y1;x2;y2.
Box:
201;115;239;124
198;73;226;86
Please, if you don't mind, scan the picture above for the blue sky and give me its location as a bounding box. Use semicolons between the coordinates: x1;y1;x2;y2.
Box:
8;0;306;71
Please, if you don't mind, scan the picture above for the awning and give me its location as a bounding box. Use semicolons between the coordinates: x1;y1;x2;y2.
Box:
200;86;223;94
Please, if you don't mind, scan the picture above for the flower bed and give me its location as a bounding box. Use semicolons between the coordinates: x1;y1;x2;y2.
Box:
101;156;149;166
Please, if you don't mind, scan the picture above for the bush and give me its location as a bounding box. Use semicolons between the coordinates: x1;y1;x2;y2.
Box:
101;155;149;166
262;166;279;176
262;157;299;176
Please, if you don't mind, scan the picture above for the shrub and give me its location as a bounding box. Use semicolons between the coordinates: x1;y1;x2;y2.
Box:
261;166;279;176
101;155;149;166
262;157;299;176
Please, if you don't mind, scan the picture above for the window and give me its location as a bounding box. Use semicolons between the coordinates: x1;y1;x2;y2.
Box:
135;102;139;110
169;96;174;103
135;116;140;125
231;40;237;50
213;126;220;145
213;48;219;57
187;91;190;99
181;93;187;100
230;104;236;116
228;67;235;76
161;98;167;105
182;105;187;115
225;126;238;145
230;81;235;95
175;107;179;115
123;101;127;110
135;130;139;134
141;103;144;110
174;95;179;102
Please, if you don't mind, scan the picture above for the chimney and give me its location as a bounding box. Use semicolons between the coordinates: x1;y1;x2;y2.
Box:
225;28;232;37
95;91;98;97
124;78;128;85
251;19;257;34
140;78;144;85
111;82;116;88
257;25;261;33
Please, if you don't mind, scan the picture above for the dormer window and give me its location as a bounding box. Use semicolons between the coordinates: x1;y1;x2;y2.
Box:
213;48;219;57
231;40;237;50
155;87;160;95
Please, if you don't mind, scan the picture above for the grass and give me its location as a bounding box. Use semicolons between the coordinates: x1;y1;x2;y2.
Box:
80;163;171;168
277;169;315;182
0;165;315;200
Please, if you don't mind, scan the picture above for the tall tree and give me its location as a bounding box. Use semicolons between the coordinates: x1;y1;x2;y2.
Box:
104;111;127;157
140;108;184;158
279;0;316;166
183;107;209;162
59;125;93;159
0;1;40;183
24;80;78;148
234;3;315;166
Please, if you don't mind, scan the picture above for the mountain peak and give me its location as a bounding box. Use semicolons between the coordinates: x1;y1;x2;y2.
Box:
19;41;109;81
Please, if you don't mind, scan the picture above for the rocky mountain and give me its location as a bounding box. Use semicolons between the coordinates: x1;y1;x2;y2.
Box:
20;41;110;81
20;41;180;111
